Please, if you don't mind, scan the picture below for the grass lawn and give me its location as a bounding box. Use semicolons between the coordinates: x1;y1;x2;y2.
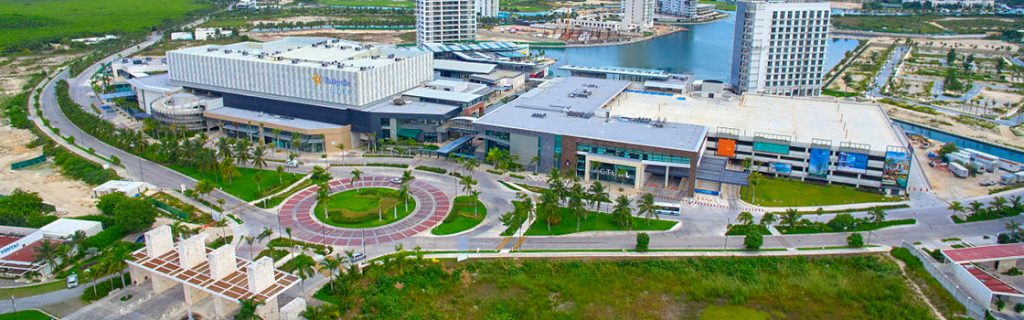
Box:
0;0;210;51
0;281;64;299
431;196;487;235
741;177;900;207
314;255;936;319
0;310;50;320
314;188;416;228
169;164;301;202
697;0;736;11
320;0;414;8
503;0;555;12
524;208;676;236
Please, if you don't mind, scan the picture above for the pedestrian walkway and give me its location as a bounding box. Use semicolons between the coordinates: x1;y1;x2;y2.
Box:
278;176;450;246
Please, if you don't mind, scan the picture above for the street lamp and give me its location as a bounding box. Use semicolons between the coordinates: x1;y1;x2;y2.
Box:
129;143;143;182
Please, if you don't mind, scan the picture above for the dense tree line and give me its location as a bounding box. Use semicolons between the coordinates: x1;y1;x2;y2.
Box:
0;189;57;228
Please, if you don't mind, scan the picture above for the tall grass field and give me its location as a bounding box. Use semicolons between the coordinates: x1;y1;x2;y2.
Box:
0;0;211;52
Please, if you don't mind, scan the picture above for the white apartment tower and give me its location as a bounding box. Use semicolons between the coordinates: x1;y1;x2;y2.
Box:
660;0;696;17
730;0;831;97
622;0;656;31
416;0;478;45
476;0;499;17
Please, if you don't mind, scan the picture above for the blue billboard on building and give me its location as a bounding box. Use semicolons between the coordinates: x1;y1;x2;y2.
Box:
807;148;830;178
836;151;869;174
883;150;911;188
771;162;792;175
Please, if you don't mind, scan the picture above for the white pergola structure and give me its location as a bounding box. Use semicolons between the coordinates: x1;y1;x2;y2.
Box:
127;225;299;319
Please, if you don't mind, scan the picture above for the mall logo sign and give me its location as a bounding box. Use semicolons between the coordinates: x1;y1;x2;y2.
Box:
312;74;352;89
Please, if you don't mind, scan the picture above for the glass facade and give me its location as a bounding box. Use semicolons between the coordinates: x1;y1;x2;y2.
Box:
576;154;637;185
223;123;325;153
575;143;691;165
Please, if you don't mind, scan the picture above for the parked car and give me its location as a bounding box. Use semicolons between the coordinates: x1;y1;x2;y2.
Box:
389;178;402;184
66;273;78;288
346;252;366;264
284;159;299;168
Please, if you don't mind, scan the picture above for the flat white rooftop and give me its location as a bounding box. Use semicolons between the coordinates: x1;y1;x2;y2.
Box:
609;94;903;151
171;37;425;72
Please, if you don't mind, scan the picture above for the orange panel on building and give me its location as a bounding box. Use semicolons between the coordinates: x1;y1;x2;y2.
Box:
717;139;736;157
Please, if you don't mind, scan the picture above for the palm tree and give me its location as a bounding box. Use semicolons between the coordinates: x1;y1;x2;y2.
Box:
244;236;256;260
401;170;415;186
319;255;342;291
567;187;586;231
516;192;535;232
104;244;132;288
530;155;541;174
588;181;609;213
310;166;331;184
318;182;331;221
459;175;477;195
547;168;567;204
33;240;58;270
469;190;481;217
350;169;363;190
70;230;87;252
1012;196;1023;211
291;134;301;152
234;139;251;166
612;195;633;230
1007;220;1023;237
276;165;285;184
736;211;754;226
462;158;478;173
271;129;282;152
868;207;887;224
969;201;986;216
81;269;97;296
638;193;659;223
251;144;268;170
992;196;1009;214
948;201;965;218
235;298;264;320
195;179;214;202
221;161;239;184
760;212;777;226
783;209;800;229
294;256;315;296
537;190;561;232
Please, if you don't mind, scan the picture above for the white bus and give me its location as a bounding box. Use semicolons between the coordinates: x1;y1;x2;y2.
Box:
654;202;681;216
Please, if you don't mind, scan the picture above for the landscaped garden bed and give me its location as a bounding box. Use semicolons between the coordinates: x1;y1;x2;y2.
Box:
314;188;416;228
431;196;487;235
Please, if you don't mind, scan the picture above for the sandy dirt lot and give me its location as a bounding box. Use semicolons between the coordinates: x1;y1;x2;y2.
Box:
0;124;99;216
885;103;1024;149
830;1;863;9
910;136;1010;199
0;52;82;96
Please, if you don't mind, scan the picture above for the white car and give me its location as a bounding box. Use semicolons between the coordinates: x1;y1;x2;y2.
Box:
389;178;402;184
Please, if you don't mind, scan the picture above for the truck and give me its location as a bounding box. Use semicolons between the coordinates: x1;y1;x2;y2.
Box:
949;162;969;178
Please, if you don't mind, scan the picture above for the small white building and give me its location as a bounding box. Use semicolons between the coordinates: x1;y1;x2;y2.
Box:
195;28;233;41
40;219;103;239
171;32;194;41
92;180;155;198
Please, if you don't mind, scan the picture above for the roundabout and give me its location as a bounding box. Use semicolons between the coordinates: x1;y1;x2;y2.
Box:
278;176;450;246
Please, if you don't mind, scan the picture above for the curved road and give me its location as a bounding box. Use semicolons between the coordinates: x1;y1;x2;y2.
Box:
29;29;1024;257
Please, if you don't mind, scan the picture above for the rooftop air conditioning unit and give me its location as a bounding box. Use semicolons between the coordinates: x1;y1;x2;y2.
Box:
387;54;395;58
206;47;218;52
360;66;368;71
224;49;233;54
392;98;407;105
291;59;299;64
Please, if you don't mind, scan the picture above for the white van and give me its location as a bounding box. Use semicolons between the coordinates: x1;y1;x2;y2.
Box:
66;273;78;288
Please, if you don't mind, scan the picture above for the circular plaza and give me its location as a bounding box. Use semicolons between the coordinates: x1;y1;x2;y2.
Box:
277;176;450;246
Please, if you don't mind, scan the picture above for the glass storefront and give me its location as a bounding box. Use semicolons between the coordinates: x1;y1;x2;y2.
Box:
576;155;637;186
223;123;325;153
575;143;691;166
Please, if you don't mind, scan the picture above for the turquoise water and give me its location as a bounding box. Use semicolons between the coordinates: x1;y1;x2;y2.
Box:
895;120;1024;163
541;13;860;81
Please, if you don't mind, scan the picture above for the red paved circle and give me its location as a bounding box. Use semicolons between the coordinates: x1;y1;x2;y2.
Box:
278;176;450;246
